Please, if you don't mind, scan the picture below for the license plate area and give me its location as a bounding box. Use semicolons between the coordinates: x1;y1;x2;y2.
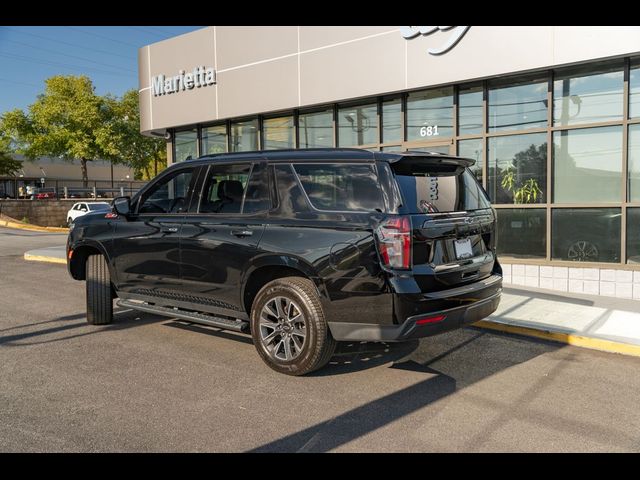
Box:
454;238;473;260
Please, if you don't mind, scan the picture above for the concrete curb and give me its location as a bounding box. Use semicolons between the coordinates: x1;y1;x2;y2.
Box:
475;319;640;358
0;217;68;233
23;252;67;265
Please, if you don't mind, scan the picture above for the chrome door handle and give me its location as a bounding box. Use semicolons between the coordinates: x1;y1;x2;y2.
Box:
161;226;179;233
231;229;253;237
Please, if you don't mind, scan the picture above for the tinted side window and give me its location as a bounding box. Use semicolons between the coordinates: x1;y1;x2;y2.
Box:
139;168;195;214
199;164;250;214
243;163;271;214
293;163;384;212
274;164;310;215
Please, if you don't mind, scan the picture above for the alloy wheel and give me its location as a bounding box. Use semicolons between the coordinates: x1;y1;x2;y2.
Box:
259;296;307;361
567;240;599;262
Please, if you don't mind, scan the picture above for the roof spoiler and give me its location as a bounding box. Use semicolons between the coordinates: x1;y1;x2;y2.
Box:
380;151;475;167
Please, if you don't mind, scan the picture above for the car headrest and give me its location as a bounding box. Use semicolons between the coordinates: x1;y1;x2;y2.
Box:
217;180;229;200
222;180;244;201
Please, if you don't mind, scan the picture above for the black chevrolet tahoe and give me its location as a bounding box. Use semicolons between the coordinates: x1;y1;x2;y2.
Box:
67;148;502;375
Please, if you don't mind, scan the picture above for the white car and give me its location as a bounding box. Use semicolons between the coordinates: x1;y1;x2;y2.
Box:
67;202;111;226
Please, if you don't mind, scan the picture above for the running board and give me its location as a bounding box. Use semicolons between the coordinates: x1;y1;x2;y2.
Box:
117;299;249;333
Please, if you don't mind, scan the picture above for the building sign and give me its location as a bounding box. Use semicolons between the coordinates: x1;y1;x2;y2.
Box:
400;26;470;55
151;66;216;97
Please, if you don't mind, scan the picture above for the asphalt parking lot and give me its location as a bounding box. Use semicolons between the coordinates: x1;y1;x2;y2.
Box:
1;226;640;452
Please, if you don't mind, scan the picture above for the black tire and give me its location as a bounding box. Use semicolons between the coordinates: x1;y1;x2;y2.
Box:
250;277;336;376
86;254;113;325
67;217;73;226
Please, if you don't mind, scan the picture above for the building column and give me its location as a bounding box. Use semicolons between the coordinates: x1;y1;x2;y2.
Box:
166;138;174;167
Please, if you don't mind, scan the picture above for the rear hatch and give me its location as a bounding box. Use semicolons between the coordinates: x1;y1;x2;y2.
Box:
388;155;496;292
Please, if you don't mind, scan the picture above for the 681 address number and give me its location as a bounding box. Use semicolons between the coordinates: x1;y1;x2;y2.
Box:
419;125;439;137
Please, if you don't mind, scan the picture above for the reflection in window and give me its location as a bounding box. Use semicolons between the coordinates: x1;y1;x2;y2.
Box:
496;209;546;259
458;138;483;184
382;98;402;143
627;209;640;264
174;129;198;162
139;169;194;214
629;125;640;202
299;110;333;148
338;103;378;147
629;64;640;118
458;85;483;135
552;208;621;263
553;126;622;203
553;65;623;126
293;164;383;212
201;124;227;155
230;119;259;152
489;79;547;132
264;116;294;150
488;133;547;204
407;87;454;140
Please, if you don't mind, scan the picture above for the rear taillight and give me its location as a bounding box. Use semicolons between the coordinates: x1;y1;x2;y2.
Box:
376;216;411;269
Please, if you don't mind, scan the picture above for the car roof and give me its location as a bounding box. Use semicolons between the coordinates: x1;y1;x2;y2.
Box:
177;148;475;168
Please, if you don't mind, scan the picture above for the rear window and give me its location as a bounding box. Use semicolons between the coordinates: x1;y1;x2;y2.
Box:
392;162;490;213
293;163;384;212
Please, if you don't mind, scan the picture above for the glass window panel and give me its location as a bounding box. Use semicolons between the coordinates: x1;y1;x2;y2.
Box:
630;64;640;118
199;164;250;214
496;209;546;259
174;129;197;162
553;126;622;203
293;164;383;212
338;103;378;147
458;138;484;183
381;145;401;152
407;87;453;141
458;85;483;135
201;124;227;155
382;98;402;143
263;116;294;150
139;168;194;214
488;133;547;204
299;110;333;148
489;79;547;132
629;124;640;201
552;208;621;263
627;208;640;264
553;65;623;126
230;119;258;152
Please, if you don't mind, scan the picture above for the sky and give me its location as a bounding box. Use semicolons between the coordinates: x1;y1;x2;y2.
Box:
0;26;204;114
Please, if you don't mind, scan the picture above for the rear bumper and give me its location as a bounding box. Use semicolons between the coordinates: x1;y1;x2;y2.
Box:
328;274;502;342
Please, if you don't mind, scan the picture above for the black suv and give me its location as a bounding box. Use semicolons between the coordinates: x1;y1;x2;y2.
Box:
67;149;502;375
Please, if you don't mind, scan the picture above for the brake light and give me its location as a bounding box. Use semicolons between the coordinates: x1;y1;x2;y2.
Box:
376;216;411;269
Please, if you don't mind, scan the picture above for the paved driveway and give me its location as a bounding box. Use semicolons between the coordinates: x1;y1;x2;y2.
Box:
1;227;640;452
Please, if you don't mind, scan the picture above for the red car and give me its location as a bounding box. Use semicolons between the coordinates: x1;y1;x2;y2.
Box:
34;190;57;199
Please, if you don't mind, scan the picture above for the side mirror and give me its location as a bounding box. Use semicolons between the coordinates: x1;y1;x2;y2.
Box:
112;196;131;216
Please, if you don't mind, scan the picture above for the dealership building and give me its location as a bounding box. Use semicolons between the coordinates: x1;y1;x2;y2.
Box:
138;26;640;299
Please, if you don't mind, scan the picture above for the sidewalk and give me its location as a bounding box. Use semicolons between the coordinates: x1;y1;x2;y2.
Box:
22;245;640;357
480;285;640;356
24;245;66;264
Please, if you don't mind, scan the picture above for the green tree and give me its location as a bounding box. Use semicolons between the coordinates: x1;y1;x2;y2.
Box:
97;90;166;181
0;75;107;187
0;150;22;176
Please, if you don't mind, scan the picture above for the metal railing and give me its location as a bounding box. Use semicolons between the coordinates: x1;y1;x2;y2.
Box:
0;177;147;199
